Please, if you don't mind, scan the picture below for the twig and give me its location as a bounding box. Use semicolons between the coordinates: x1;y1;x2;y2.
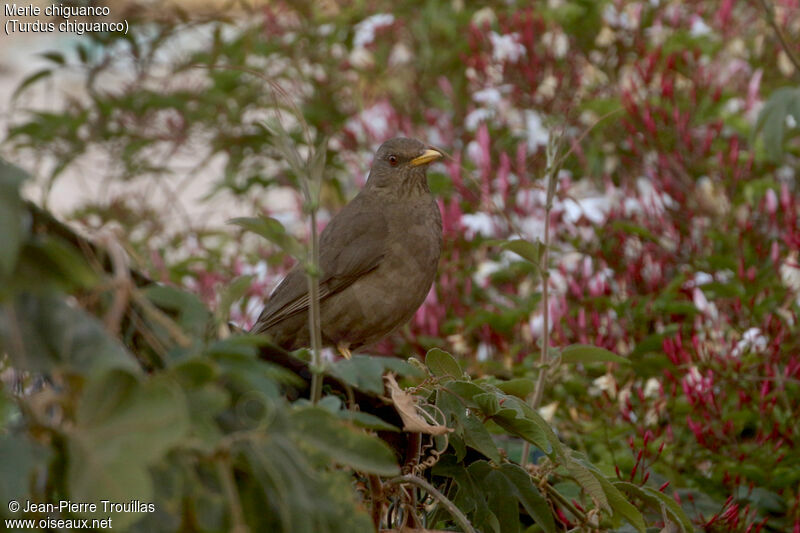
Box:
521;135;562;467
540;477;589;525
384;474;477;533
99;233;133;336
368;474;385;530
758;0;800;75
308;205;324;405
130;290;193;347
216;453;250;533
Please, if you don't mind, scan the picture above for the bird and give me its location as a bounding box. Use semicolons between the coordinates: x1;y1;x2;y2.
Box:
251;137;443;359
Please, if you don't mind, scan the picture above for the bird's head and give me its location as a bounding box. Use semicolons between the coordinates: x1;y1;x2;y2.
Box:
366;137;443;196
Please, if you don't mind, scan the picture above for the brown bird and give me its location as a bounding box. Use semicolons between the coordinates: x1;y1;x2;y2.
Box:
251;137;443;358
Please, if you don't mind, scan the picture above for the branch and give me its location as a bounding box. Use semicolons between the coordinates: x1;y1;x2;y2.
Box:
384;474;477;533
758;0;800;75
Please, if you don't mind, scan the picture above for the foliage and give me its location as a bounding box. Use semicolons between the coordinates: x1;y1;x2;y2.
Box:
2;0;800;531
0;162;665;531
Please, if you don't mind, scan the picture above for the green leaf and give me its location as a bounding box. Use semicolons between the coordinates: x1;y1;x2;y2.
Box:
754;87;800;161
329;355;384;394
308;137;328;187
591;476;645;532
643;486;693;533
629;324;679;359
446;380;488;402
614;481;691;533
0;434;47;511
433;456;494;529
0;293;140;375
501;238;541;266
144;285;210;337
318;395;343;413
474;392;501;416
373;356;425;379
608;220;660;243
491;408;552;455
735;486;788;515
12;69;52;100
39;51;66;65
483;469;520;533
291;407;399;476
0;160;28;278
561;344;629;365
426;348;463;378
183;384;229;452
68;370;189;528
262;119;306;177
496;378;537;399
438;389;501;462
499;463;556;533
337;409;400;432
210;346;289;397
229;216;305;259
462;413;501;463
14;234;99;291
217;274;254;324
564;458;609;512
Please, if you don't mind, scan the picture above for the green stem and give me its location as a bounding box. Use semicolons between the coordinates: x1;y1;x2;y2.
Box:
308;207;324;405
384;474;477;533
542;479;589;525
522;137;559;467
216;454;249;533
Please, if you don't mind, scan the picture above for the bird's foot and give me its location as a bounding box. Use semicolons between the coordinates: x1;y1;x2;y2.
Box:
336;342;352;360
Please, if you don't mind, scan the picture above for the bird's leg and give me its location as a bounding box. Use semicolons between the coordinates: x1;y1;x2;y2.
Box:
336;342;352;360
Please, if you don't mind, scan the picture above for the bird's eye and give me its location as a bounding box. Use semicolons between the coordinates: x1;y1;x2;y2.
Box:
388;155;398;166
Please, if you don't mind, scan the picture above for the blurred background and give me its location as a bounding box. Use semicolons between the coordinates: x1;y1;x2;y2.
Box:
2;0;799;530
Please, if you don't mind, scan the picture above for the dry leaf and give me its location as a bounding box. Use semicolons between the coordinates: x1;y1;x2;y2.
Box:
384;374;452;436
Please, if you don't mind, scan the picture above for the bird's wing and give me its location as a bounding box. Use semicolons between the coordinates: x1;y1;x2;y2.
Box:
251;197;388;333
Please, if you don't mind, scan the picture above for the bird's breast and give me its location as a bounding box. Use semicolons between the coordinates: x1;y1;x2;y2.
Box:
319;196;442;347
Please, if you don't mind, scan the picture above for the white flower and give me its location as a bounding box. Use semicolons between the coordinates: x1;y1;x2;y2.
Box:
563;196;611;225
241;260;269;282
447;334;469;355
732;327;768;358
472;7;496;27
473;87;503;105
489;31;526;63
461;212;496;238
690;17;712;37
684;271;713;288
542;31;568;59
537;75;558;100
353;13;394;48
476;343;492;362
625;177;677;216
589;374;617;398
682;366;705;392
695;272;713;286
781;252;800;293
595;26;615;47
349;47;374;69
388;42;413;66
525;110;549;151
465;108;494;130
643;378;661;398
692;287;718;319
539;402;559;422
473;259;503;286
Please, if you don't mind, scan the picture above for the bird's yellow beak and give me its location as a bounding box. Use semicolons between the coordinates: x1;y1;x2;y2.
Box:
410;148;443;167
